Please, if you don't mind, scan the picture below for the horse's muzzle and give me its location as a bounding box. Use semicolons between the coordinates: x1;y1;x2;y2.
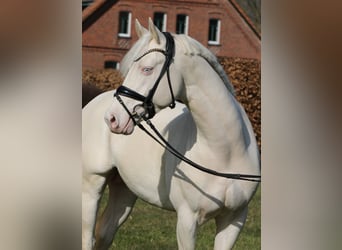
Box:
114;86;156;124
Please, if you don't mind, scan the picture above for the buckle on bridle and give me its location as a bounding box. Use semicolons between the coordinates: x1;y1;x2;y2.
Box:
132;101;155;124
114;87;156;125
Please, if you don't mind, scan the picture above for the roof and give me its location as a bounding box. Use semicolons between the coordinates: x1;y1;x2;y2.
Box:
82;0;118;32
229;0;260;39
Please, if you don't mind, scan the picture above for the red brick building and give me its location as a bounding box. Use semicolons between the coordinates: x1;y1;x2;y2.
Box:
82;0;260;70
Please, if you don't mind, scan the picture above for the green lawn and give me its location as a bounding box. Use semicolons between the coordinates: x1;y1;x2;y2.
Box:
98;185;260;249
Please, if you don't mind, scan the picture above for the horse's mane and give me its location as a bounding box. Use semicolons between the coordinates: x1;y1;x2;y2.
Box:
120;33;235;95
174;34;235;95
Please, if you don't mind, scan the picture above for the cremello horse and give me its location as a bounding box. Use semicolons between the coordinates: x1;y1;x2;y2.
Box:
82;19;260;250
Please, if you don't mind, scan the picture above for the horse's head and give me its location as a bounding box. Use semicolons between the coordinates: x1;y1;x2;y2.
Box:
105;18;184;134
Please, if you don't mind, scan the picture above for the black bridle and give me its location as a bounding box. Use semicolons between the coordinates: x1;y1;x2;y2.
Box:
114;32;176;124
114;32;261;182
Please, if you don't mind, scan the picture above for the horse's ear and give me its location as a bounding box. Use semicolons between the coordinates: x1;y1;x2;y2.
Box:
148;17;161;44
135;19;148;38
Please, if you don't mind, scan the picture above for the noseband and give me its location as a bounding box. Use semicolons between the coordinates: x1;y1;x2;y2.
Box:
112;32;261;182
114;32;176;124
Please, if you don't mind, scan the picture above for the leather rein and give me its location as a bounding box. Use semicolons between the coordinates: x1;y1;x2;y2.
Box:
114;32;261;182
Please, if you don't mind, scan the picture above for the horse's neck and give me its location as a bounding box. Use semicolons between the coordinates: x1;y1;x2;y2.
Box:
181;56;247;158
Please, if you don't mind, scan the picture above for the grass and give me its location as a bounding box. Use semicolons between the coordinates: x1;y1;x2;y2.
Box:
98;185;260;249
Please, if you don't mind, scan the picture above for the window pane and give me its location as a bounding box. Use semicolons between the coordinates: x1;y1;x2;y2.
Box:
82;0;93;10
104;61;118;69
208;19;218;41
154;12;165;31
119;12;129;34
176;14;187;34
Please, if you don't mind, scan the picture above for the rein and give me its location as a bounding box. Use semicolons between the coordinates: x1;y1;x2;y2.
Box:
114;32;261;182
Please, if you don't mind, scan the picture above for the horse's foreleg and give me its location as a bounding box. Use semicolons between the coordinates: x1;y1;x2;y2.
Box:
82;173;107;250
94;169;137;250
213;207;248;250
176;206;198;250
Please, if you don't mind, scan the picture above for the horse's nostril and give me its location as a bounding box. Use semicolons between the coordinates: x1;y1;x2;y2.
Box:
110;115;116;123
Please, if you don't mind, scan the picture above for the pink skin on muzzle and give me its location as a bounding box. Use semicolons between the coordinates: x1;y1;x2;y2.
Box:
104;104;135;135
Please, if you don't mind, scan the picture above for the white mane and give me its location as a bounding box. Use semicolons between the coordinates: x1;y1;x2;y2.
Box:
174;34;235;95
120;33;235;95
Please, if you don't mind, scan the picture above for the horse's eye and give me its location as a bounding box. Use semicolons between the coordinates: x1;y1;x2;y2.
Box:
142;67;154;75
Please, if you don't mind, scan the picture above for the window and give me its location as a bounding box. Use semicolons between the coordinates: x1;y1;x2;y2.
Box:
118;11;131;38
82;0;93;10
176;14;189;35
104;61;119;70
153;12;167;32
208;19;221;45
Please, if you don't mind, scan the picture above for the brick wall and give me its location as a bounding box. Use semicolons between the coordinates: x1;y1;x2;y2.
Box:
82;0;260;69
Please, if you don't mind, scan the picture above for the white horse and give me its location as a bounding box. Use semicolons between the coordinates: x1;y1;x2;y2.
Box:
82;18;260;250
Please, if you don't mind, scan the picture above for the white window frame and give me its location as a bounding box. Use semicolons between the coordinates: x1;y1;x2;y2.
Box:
118;11;132;38
208;19;221;45
176;14;189;35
